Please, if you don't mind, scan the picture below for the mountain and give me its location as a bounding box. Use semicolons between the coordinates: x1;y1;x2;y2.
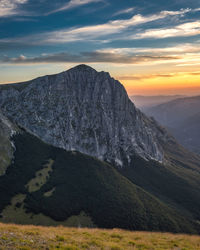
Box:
130;95;184;110
0;65;200;233
145;96;200;154
0;64;163;166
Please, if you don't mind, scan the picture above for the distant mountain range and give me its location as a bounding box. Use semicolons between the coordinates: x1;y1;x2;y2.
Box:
130;95;185;110
0;65;200;233
145;96;200;155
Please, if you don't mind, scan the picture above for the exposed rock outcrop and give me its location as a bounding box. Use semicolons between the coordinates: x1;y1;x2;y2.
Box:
0;111;17;175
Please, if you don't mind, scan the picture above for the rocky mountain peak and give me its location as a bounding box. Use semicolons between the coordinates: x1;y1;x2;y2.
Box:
0;65;164;166
68;64;97;73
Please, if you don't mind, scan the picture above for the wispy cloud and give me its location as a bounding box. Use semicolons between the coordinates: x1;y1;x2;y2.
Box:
0;51;180;65
98;42;200;55
45;8;192;43
95;43;200;67
131;21;200;39
0;0;104;18
95;45;200;68
0;0;28;17
48;0;103;15
177;62;200;66
112;7;135;17
0;7;193;45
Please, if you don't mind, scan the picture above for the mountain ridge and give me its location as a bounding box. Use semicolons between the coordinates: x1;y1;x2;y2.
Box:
144;95;200;155
130;95;186;110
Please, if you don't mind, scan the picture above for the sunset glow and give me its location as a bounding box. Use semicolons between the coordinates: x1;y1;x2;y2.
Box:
0;0;200;96
119;71;200;95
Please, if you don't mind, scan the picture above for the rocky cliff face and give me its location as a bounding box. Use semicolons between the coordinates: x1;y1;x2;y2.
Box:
0;65;163;166
0;111;18;175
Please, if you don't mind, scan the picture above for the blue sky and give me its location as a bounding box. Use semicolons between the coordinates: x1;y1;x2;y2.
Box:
0;0;200;95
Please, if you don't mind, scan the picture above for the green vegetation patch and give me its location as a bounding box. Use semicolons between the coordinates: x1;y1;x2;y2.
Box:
26;159;54;193
0;193;94;227
43;187;56;197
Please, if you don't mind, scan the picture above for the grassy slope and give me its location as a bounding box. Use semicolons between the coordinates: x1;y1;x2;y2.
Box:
0;223;200;250
119;155;200;221
0;131;198;233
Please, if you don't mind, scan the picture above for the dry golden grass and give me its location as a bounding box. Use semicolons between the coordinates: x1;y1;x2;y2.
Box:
0;223;200;250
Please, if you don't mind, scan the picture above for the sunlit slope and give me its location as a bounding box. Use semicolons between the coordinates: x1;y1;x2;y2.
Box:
0;223;200;250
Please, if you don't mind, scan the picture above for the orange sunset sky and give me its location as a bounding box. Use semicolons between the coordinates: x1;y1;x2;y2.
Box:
1;61;200;96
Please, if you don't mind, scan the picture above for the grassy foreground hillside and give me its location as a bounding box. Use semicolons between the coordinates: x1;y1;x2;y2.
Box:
0;223;200;250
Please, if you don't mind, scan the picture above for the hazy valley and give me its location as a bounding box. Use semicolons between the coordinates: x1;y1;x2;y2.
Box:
139;96;200;155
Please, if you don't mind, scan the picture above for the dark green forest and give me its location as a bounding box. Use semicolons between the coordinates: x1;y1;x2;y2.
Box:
0;131;199;234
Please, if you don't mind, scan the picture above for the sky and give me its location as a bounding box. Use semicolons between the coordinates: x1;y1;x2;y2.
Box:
0;0;200;96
